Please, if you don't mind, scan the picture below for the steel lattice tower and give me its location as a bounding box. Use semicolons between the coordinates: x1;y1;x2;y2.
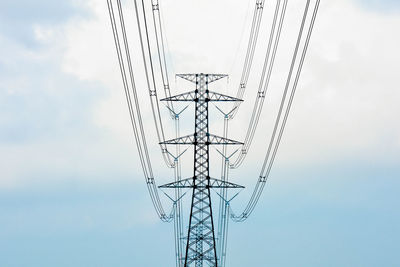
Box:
160;73;243;266
107;0;321;264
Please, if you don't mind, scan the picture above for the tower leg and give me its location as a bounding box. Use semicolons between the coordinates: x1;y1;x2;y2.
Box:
184;74;218;267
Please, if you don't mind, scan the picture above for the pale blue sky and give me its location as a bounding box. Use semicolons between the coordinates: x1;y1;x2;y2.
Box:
0;0;399;266
359;0;400;11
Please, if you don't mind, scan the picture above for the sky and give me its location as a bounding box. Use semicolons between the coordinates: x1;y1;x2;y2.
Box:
0;0;399;266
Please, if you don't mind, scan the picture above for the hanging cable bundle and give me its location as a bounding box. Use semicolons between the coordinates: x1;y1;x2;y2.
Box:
107;0;174;221
230;0;288;169
231;0;320;222
229;0;266;120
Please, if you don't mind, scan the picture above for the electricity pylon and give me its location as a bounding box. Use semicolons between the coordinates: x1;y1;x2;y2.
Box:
160;73;244;266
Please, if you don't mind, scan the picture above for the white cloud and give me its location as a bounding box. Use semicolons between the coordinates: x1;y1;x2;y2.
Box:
277;0;400;165
1;0;399;189
44;0;400;169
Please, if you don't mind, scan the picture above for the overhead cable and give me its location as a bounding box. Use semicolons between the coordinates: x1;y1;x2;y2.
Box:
107;0;173;221
230;0;320;222
230;0;287;169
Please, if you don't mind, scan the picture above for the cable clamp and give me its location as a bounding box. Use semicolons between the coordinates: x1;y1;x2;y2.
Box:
152;4;159;10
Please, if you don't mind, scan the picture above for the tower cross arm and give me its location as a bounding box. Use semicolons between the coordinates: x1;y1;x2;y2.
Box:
160;90;242;102
159;177;244;189
176;73;228;84
207;91;242;102
160;133;243;145
160;91;197;102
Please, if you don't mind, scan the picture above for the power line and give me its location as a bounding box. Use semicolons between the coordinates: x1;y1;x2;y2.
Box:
229;0;266;120
106;0;321;265
231;0;320;222
230;0;287;169
107;0;174;221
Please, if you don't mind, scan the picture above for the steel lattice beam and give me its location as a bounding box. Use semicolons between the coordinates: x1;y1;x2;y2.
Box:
159;177;244;189
160;90;242;102
161;73;242;267
184;73;217;267
176;73;227;84
160;133;243;145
